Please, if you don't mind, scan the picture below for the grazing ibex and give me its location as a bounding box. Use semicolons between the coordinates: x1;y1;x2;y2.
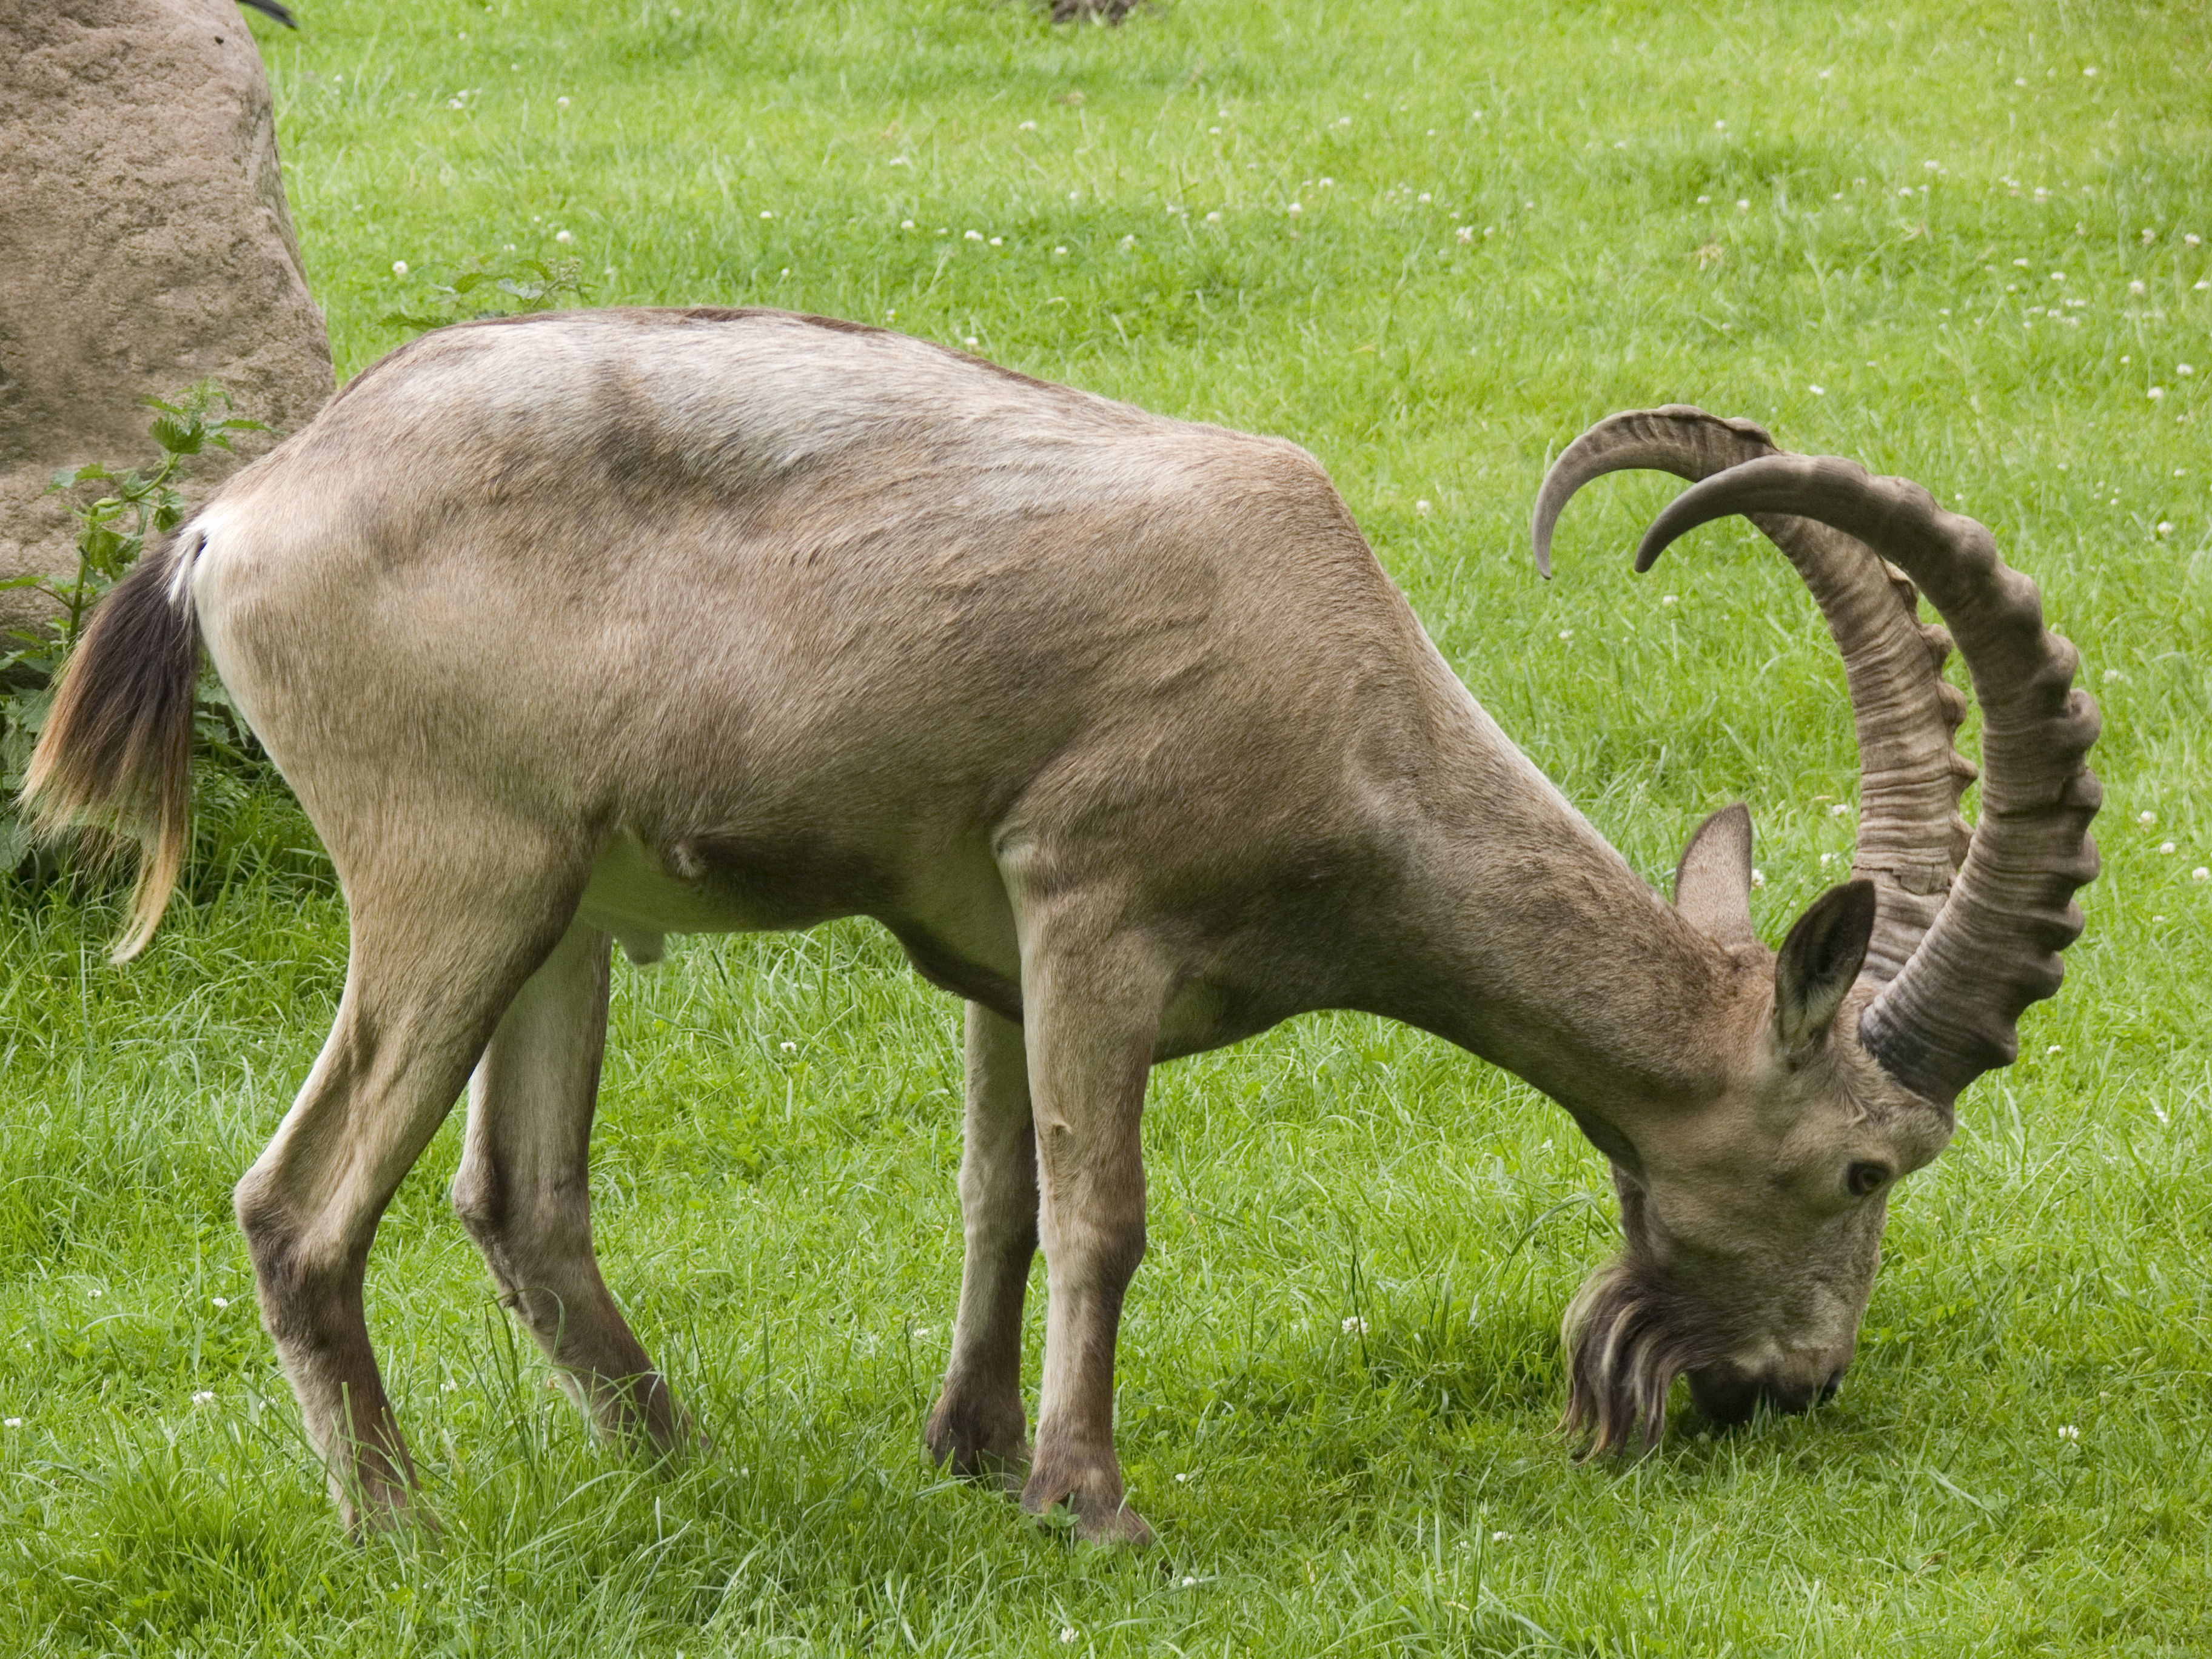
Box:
25;309;2099;1544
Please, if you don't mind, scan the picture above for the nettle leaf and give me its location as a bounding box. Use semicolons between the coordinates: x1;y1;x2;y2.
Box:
150;415;205;455
81;525;129;568
0;812;33;874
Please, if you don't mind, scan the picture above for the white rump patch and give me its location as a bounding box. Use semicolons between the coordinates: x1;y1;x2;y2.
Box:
166;505;232;609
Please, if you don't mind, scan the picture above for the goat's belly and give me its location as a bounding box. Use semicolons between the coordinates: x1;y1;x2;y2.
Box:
578;828;871;960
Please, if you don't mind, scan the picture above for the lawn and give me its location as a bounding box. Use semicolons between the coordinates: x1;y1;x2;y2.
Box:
2;0;2208;1652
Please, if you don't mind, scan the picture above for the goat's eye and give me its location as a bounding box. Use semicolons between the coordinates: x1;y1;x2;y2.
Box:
1846;1161;1892;1198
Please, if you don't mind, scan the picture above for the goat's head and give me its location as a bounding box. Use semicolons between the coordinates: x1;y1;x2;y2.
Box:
1533;407;2101;1452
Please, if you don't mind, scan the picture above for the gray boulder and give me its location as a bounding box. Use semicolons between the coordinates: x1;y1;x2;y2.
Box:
0;0;332;633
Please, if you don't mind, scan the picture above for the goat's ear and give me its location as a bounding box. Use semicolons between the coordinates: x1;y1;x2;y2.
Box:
1773;880;1877;1062
1674;803;1757;947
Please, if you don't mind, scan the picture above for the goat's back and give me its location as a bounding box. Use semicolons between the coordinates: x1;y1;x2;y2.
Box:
183;309;1458;925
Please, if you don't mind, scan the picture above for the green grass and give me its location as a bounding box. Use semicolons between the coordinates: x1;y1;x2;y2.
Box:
4;0;2210;1651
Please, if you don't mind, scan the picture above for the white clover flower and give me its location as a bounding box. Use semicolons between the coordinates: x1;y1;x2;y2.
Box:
212;1297;229;1309
2179;364;2196;376
1181;1575;1198;1587
1697;195;1711;205
1714;119;1725;130
1456;226;1473;244
1205;212;1221;223
964;229;984;241
1061;1629;1077;1645
2;1419;19;1429
2050;272;2065;282
1751;868;1766;888
89;1288;101;1299
780;1040;797;1052
2149;387;2165;400
556;96;570;109
2196;868;2211;882
2188;233;2203;246
1558;629;1572;641
191;1390;215;1406
2140;811;2157;825
2058;1423;2080;1439
2082;65;2097;76
1414;500;1433;517
2153;1104;2170;1124
1341;1315;1368;1335
1737;199;1750;210
2046;1044;2062;1055
1018;120;1037;131
889;156;910;167
2130;280;2147;295
1287;202;1302;216
1809;384;1826;395
1820;853;1832;866
2160;842;2177;854
2157;521;2174;535
1661;594;1678;605
963;337;979;347
555;230;573;244
1119;234;1136;250
760;210;774;220
1175;1471;1190;1482
2142;227;2157;244
1492;1530;1512;1541
1418;192;1432;204
1318;177;1335;189
1053;245;1068;254
392;260;409;276
989;237;1002;247
1830;803;1851;816
900;219;915;230
443;1380;458;1391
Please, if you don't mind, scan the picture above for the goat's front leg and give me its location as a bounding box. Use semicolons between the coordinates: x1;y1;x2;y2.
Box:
925;1002;1039;1485
450;917;689;1452
1014;920;1165;1546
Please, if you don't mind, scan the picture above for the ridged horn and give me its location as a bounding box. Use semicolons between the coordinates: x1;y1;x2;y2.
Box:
1635;454;2101;1107
1533;407;1977;984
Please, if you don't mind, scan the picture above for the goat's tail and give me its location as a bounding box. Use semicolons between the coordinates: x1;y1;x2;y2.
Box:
21;535;203;963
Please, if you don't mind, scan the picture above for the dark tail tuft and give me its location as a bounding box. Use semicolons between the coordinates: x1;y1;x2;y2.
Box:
21;540;203;962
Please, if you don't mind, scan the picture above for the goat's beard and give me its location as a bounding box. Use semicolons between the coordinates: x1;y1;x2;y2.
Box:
1559;1258;1728;1455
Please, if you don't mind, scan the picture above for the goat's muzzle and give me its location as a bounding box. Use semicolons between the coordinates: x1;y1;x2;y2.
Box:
1684;1355;1847;1427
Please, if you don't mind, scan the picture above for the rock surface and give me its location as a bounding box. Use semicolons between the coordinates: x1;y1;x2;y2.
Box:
0;0;332;631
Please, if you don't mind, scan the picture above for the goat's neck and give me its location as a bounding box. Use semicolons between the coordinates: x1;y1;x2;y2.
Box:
1371;698;1748;1139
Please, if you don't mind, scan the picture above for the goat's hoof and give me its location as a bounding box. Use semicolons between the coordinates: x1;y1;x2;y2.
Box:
924;1398;1031;1492
1019;1470;1153;1547
341;1487;440;1542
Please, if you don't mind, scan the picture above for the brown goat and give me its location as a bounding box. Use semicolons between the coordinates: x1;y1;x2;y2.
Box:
24;310;2099;1543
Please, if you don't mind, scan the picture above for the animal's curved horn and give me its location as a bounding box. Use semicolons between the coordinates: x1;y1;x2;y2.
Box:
1533;407;1977;985
1636;454;2101;1107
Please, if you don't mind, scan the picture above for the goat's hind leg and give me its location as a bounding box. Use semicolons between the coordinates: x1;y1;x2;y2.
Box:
924;1002;1039;1487
234;868;578;1533
451;917;689;1452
